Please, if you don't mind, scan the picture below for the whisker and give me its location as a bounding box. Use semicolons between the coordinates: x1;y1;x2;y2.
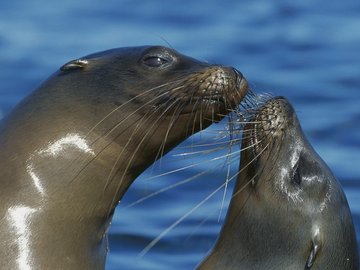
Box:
174;137;239;149
136;92;275;256
139;113;269;252
86;79;187;137
138;179;229;258
147;131;269;183
156;96;190;164
104;98;184;217
92;85;186;146
124;169;212;209
145;148;243;181
231;143;270;199
172;144;236;157
127;137;259;209
102;109;154;192
218;116;238;220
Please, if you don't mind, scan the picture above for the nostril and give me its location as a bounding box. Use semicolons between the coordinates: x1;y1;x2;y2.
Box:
231;68;243;86
234;68;243;80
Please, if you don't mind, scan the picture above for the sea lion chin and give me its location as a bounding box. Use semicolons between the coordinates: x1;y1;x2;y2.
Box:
198;97;359;270
0;46;248;269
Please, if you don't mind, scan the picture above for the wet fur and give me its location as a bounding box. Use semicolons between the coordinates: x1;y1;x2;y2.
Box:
197;96;359;269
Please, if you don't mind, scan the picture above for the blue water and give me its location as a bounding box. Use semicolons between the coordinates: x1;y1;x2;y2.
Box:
1;1;359;269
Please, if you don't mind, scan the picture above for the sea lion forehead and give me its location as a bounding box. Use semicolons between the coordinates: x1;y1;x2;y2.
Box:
60;45;201;73
82;45;186;64
82;45;153;60
60;46;154;70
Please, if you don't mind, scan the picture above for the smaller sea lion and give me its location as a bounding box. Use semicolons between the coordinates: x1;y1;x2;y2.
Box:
198;97;359;269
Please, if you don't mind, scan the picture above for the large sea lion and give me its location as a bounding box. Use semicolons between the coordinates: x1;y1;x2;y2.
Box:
0;46;248;269
198;97;358;269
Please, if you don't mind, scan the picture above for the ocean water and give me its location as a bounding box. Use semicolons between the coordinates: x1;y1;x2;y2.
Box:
0;1;359;269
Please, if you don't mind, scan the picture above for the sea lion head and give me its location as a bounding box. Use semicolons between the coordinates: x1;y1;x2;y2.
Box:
59;45;247;126
198;97;358;269
54;46;249;186
20;45;249;198
236;97;358;269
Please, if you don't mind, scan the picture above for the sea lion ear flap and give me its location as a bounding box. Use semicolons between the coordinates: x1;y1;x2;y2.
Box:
60;59;89;71
305;227;321;269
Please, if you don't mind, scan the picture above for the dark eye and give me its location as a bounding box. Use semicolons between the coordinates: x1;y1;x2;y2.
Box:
293;166;301;186
143;56;168;67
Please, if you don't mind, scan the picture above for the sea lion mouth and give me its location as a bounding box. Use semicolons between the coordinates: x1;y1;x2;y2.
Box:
187;94;227;107
201;96;225;103
174;67;248;117
238;96;291;187
244;96;289;155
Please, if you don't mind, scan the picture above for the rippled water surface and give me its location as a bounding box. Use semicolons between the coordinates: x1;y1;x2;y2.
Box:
1;1;359;269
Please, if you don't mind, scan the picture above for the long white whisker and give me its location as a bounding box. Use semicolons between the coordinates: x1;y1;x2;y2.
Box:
105;99;183;217
138;181;228;258
124;169;211;209
86;79;187;136
146;149;243;181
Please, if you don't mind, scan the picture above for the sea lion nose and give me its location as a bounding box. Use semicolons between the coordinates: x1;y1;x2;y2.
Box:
233;68;245;89
233;68;243;80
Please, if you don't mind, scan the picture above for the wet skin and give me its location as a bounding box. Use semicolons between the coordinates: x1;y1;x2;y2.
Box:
0;46;248;269
198;97;358;270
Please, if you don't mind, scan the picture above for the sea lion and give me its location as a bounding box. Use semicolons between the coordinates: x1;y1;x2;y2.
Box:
0;46;248;270
198;97;359;269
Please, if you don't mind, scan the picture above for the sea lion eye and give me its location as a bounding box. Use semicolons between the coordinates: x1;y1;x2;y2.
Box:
293;165;301;186
143;56;169;67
